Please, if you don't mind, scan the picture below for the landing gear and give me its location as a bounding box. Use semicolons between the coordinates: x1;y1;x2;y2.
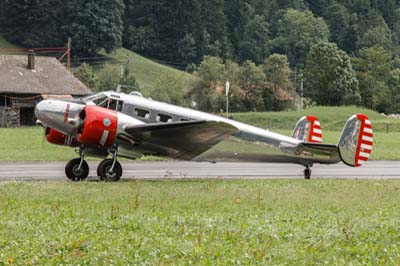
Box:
65;147;89;181
65;158;89;181
304;165;312;180
97;150;122;182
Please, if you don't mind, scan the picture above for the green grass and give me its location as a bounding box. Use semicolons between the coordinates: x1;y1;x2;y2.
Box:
0;34;20;48
0;127;76;162
1;180;400;265
99;48;198;93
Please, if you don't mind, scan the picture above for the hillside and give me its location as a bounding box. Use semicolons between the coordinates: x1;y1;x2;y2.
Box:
99;48;197;92
0;34;20;48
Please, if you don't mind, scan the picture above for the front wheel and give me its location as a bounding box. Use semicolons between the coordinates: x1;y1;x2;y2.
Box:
65;158;89;181
97;159;122;182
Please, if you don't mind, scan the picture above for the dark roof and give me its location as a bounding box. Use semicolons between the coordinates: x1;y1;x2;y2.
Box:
0;55;92;95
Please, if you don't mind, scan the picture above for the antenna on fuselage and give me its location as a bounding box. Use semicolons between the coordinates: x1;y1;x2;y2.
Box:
116;84;122;93
115;84;142;97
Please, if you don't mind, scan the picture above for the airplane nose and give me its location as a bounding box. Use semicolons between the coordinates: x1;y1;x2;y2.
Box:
35;99;86;135
35;100;49;121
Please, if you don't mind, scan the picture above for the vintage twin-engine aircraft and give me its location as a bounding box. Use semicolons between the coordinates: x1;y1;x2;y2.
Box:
35;91;373;181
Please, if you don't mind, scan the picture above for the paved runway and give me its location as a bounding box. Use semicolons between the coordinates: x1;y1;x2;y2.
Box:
0;161;398;181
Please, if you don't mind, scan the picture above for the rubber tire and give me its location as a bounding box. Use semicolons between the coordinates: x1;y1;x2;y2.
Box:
65;158;89;181
97;159;122;182
304;168;311;180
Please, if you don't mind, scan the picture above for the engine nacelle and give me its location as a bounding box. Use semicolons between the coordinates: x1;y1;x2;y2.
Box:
45;127;78;147
78;106;118;147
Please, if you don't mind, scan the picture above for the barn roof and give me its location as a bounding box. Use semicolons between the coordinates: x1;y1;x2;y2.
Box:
0;55;92;95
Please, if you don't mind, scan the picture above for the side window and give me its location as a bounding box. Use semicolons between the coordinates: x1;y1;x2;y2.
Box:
180;118;190;122
157;113;172;123
135;108;150;119
117;101;124;112
123;104;134;115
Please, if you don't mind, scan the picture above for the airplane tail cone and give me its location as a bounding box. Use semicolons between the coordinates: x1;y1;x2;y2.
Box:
338;114;373;167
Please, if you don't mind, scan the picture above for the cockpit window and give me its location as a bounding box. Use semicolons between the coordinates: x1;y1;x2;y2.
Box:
84;93;108;106
84;93;123;111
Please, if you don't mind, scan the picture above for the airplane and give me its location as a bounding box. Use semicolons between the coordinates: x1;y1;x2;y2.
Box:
35;90;373;181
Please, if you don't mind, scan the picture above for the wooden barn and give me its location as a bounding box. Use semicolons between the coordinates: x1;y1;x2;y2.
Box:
0;53;92;127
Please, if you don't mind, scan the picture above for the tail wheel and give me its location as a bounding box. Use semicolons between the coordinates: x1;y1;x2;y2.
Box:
97;159;122;182
65;158;89;181
304;167;311;180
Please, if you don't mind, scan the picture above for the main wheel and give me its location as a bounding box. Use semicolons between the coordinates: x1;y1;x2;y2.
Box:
97;159;122;182
65;158;89;181
304;167;311;180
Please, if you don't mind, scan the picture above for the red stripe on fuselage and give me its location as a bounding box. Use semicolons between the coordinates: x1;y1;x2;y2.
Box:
64;103;70;123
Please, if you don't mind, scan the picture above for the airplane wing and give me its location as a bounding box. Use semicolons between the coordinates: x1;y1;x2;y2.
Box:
120;120;238;160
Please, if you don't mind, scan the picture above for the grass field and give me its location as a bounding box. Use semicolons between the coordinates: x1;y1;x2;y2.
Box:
0;180;400;265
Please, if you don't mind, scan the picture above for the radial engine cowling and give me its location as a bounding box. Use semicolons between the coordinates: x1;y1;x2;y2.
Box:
78;106;118;147
46;127;78;147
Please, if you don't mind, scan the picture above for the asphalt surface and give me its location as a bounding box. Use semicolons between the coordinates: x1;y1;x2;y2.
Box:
0;161;398;181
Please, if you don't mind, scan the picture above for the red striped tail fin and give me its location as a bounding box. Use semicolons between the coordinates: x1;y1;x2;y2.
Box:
292;115;323;143
338;114;373;167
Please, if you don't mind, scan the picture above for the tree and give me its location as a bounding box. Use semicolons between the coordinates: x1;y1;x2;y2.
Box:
201;0;232;59
353;45;391;109
177;34;198;65
119;62;140;93
64;0;125;56
239;60;266;90
323;2;351;51
386;69;400;113
3;0;65;47
4;0;124;57
238;14;270;64
272;9;330;67
196;56;226;87
147;75;189;106
304;42;359;106
264;54;291;92
96;63;139;92
358;24;394;52
224;60;241;86
124;26;157;53
75;63;96;89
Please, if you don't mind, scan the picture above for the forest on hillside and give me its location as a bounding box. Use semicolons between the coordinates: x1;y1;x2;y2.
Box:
1;0;400;113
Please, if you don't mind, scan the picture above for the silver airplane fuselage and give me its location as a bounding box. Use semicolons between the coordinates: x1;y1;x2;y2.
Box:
35;91;340;166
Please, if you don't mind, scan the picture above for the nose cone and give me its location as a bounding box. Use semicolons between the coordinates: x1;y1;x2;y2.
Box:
35;100;50;122
35;99;85;135
35;100;47;120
